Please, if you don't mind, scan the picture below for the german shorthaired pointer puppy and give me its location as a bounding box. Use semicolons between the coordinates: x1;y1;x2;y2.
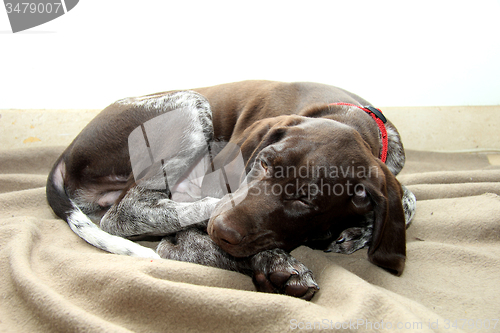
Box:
46;80;416;300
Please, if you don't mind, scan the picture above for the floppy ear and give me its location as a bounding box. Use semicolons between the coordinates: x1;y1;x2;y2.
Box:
234;115;304;169
367;161;407;276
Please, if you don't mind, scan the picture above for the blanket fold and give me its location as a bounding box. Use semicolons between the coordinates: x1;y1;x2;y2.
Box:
1;147;499;333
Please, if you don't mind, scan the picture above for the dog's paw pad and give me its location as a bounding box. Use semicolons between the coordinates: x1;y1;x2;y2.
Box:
284;271;319;300
253;272;275;293
251;249;319;300
269;270;293;286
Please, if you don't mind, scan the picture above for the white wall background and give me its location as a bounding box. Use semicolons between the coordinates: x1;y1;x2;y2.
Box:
1;0;499;109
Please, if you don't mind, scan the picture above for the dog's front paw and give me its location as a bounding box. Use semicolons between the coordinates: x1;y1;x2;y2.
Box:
325;227;371;254
250;249;319;301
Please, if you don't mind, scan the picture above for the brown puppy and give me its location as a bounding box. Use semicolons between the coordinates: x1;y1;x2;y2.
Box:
47;81;415;300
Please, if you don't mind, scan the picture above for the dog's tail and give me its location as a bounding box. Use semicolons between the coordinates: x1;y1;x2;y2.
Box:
46;158;160;259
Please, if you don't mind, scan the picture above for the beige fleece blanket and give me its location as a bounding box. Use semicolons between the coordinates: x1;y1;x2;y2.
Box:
1;147;499;333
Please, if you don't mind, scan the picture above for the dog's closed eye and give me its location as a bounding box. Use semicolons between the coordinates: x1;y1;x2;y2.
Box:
295;197;312;208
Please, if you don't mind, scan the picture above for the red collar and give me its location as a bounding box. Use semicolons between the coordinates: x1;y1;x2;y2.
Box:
328;103;388;163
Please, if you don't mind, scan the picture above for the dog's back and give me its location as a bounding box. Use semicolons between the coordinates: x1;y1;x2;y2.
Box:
193;80;372;140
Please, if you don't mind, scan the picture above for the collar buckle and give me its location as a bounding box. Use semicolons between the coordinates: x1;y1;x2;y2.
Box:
364;106;387;124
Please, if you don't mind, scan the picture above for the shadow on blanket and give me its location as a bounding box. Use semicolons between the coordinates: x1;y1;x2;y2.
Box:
1;147;499;333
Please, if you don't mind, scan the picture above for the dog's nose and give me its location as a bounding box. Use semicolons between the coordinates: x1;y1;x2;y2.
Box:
210;215;243;246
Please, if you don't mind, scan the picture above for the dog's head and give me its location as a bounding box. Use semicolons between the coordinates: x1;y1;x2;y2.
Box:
207;115;406;275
